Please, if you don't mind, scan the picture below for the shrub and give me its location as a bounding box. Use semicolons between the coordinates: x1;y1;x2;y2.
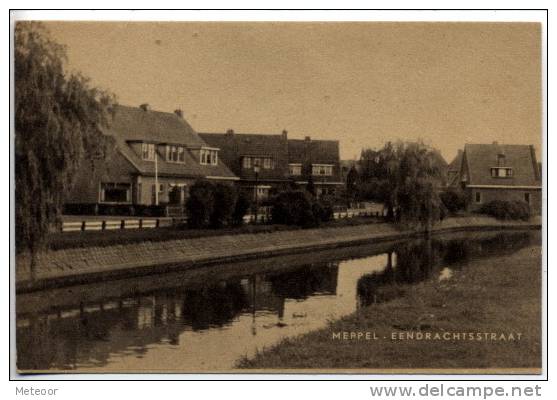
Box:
316;196;335;222
271;190;334;227
271;190;318;227
232;191;251;226
439;189;467;213
479;200;530;221
186;180;215;228
211;183;237;228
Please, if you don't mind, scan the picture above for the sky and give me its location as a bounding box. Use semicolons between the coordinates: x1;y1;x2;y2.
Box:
44;21;542;162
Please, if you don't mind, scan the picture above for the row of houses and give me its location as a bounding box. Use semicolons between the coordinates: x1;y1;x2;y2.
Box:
66;104;343;213
66;104;542;216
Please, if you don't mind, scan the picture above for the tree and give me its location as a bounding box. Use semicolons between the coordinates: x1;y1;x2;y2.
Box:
232;191;251;226
186;180;215;228
358;141;446;229
15;22;114;274
306;175;316;197
211;183;237;228
345;165;359;206
271;190;318;227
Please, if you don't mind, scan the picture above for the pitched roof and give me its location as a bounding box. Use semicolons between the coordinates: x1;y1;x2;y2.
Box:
199;132;290;181
108;105;205;147
464;143;540;187
288;139;340;165
105;105;236;179
448;150;463;172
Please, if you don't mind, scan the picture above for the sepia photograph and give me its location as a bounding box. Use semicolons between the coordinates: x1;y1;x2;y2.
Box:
11;13;545;376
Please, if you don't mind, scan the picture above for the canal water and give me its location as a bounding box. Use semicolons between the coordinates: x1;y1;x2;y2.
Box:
16;230;541;372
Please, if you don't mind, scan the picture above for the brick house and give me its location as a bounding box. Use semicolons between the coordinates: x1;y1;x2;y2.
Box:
199;130;343;200
66;104;237;213
199;130;290;201
287;136;344;197
450;142;542;214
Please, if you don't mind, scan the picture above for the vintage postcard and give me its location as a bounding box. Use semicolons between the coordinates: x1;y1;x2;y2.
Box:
12;17;544;375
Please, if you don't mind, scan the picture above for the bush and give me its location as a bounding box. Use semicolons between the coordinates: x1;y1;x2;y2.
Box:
186;180;249;229
186;180;215;228
211;183;237;228
316;196;334;222
232;191;251;226
479;200;530;221
271;190;334;227
271;190;315;227
439;189;467;213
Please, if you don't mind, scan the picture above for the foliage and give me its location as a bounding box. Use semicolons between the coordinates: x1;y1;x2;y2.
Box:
271;190;318;227
345;165;359;205
306;175;316;197
186;180;216;228
439;189;467;214
15;22;114;262
315;196;334;222
357;178;391;203
271;190;334;227
479;200;531;221
232;191;251;226
211;183;238;228
358;141;446;229
186;180;249;228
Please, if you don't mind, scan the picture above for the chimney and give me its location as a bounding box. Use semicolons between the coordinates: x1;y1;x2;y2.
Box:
174;109;183;118
282;129;288;139
139;103;150;112
226;129;235;136
305;136;311;142
492;141;499;146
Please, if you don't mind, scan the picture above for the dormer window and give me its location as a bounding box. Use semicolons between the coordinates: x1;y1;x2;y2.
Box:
289;163;302;176
491;167;513;178
312;164;333;176
165;145;187;163
200;148;218;166
141;143;156;161
242;156;274;170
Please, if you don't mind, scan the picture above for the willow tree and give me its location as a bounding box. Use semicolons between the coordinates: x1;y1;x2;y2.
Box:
15;22;114;273
359;141;446;229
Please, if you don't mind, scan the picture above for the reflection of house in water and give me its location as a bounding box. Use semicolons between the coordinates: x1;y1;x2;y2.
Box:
17;231;539;371
17;261;340;370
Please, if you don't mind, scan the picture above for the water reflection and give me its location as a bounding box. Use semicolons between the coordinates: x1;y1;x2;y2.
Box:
16;230;540;371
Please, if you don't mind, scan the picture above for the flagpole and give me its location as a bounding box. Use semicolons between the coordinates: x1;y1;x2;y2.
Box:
155;149;159;206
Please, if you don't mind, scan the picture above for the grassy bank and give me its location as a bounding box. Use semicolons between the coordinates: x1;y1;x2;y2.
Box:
238;245;541;371
45;216;385;251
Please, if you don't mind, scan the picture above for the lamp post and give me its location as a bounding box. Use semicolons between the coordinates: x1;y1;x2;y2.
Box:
253;165;260;223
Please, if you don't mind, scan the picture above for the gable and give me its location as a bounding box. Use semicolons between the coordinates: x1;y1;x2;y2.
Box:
464;143;540;187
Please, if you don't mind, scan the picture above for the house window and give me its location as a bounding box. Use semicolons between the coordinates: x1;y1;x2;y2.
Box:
166;145;184;163
497;154;506;167
312;164;333;176
475;191;482;204
524;193;531;204
289;164;302;176
200;149;218;165
263;157;272;169
101;183;131;203
490;167;513;178
253;158;261;168
243;156;252;169
142;143;155;161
